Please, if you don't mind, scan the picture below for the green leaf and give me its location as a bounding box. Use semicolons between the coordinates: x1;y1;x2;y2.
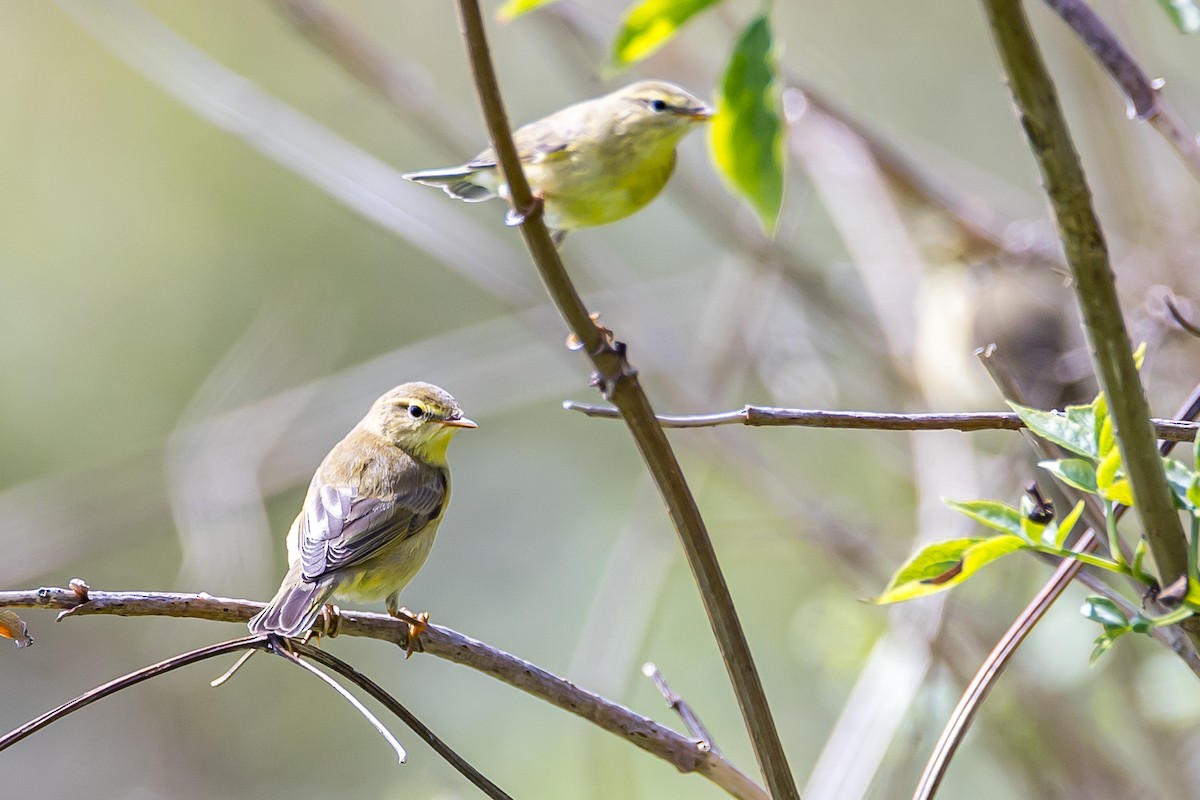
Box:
873;535;1026;604
709;14;784;234
611;0;723;67
1081;595;1128;629
1163;457;1198;509
945;498;1022;536
1189;474;1200;511
1052;500;1086;549
1008;401;1097;458
495;0;560;22
1038;458;1098;494
1159;0;1200;33
1095;447;1128;507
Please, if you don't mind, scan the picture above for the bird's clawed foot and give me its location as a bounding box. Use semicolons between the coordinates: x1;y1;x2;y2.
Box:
390;607;429;659
314;603;343;640
505;192;545;228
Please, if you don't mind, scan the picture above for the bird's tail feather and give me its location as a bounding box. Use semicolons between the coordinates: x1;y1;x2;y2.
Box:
402;167;495;203
248;573;335;638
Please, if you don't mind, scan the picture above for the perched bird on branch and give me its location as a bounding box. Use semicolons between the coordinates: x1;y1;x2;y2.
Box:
249;383;475;648
403;80;712;245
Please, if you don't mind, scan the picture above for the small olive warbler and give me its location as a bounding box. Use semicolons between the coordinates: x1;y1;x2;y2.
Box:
249;383;475;639
403;80;711;244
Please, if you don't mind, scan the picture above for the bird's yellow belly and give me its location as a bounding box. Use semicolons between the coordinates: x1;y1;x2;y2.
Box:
331;524;440;603
525;150;675;230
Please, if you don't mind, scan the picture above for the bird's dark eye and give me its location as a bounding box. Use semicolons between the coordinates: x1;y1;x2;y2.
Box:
408;404;426;419
650;99;668;112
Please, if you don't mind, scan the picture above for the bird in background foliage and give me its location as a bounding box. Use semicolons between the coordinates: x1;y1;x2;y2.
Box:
249;383;475;649
403;80;712;245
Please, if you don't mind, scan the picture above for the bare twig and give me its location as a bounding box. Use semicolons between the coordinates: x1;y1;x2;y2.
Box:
1042;0;1200;181
981;0;1192;608
642;662;719;755
564;401;1200;441
450;2;798;797
1;587;766;800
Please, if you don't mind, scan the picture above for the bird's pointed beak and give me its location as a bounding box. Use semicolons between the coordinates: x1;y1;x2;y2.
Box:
441;416;478;429
684;104;714;121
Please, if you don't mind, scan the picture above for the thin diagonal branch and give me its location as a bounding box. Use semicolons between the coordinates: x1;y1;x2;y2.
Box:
271;641;409;764
450;2;799;798
981;0;1192;605
0;636;265;753
563;401;1200;441
1042;0;1200;181
0;587;766;800
283;641;514;799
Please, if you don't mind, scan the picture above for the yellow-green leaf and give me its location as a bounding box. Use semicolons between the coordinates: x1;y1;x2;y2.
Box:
496;0;559;22
945;498;1022;536
1009;401;1097;458
1102;478;1133;506
1038;458;1098;494
611;0;722;67
1052;500;1086;549
873;535;1026;604
709;14;784;234
1096;446;1131;505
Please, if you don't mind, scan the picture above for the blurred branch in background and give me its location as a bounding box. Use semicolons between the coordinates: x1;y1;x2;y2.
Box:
54;0;537;306
270;0;478;152
0;586;768;800
1042;0;1200;181
791;100;969;800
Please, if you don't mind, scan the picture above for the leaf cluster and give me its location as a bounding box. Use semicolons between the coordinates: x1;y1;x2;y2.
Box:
876;360;1200;663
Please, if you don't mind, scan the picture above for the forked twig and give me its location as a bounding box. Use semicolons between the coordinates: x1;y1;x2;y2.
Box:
643;662;719;755
0;633;513;799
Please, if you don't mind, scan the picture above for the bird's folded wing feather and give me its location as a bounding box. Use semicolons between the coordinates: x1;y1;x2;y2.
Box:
299;468;446;581
466;116;584;170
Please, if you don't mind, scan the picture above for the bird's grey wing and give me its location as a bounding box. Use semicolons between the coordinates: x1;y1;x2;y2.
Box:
466;113;583;170
298;468;447;581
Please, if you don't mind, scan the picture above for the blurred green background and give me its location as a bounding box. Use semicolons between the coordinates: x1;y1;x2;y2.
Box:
3;1;1200;798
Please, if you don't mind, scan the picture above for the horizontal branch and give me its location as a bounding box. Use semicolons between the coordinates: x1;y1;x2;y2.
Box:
1;587;766;800
564;402;1200;442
